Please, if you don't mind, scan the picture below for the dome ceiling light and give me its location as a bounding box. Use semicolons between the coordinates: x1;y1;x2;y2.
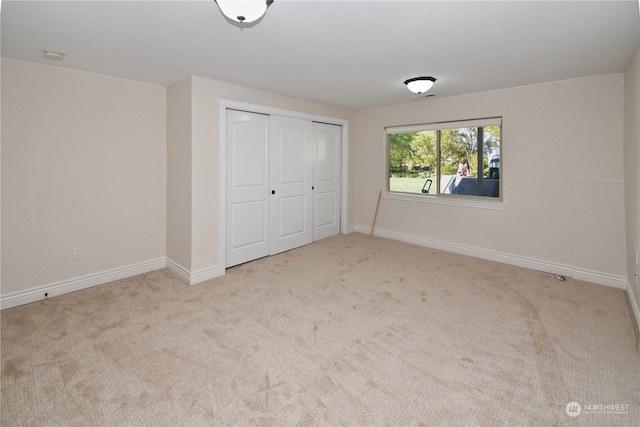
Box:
43;50;65;61
215;0;274;28
404;76;436;94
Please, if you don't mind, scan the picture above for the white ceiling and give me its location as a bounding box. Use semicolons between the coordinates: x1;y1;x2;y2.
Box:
2;0;639;110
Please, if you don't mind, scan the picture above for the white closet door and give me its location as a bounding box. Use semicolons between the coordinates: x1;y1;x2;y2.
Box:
226;110;269;267
269;116;313;255
312;122;342;240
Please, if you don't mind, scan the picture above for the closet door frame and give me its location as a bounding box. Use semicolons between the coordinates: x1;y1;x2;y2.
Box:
219;99;349;270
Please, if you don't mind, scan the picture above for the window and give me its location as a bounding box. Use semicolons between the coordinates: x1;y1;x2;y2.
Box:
387;117;502;201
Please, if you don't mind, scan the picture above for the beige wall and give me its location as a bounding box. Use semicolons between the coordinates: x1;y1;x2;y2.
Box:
1;55;633;302
1;59;167;294
354;74;627;281
624;43;640;315
166;77;192;270
166;75;355;276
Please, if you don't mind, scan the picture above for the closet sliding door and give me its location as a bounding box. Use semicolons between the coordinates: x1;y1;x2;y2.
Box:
225;110;340;268
312;122;341;240
269;116;313;256
226;110;269;267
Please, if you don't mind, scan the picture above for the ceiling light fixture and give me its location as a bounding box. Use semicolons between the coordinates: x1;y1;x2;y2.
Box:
215;0;273;27
43;50;65;61
404;76;436;94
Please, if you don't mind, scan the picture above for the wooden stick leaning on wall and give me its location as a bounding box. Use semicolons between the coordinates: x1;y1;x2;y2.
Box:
370;190;382;239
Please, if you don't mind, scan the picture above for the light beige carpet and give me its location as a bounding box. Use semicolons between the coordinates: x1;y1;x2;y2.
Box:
2;233;639;426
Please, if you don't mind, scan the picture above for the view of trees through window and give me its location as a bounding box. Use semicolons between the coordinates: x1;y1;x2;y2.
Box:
389;123;501;198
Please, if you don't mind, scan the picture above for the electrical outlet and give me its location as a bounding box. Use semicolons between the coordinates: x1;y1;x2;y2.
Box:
73;247;83;260
433;219;440;229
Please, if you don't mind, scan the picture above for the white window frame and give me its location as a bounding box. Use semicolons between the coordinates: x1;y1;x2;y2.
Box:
384;117;505;211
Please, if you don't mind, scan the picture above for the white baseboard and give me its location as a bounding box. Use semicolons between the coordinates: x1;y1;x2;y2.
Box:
1;257;226;310
0;258;166;310
2;231;627;310
164;258;191;283
165;258;224;285
345;224;358;234
627;281;640;333
573;268;627;289
357;225;627;289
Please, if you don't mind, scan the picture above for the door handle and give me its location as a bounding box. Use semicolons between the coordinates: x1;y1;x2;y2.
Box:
312;186;315;190
271;190;275;195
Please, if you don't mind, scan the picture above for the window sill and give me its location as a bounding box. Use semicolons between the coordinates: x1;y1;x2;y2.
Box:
383;191;506;211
